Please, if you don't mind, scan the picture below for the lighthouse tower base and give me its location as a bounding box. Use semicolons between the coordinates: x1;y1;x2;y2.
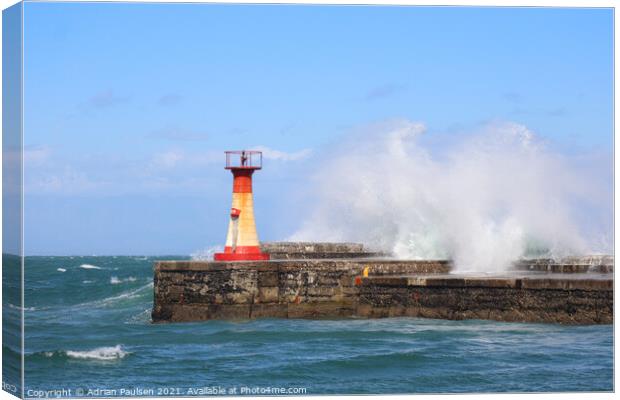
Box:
215;150;269;262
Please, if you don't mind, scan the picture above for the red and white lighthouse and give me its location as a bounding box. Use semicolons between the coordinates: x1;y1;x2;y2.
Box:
214;150;270;261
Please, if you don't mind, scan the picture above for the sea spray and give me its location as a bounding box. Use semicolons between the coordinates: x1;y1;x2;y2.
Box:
290;119;611;272
190;245;223;261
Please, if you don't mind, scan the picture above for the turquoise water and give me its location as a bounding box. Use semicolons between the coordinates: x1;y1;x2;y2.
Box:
12;256;614;395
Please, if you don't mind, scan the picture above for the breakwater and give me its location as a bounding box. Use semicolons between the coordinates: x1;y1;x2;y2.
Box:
152;243;613;324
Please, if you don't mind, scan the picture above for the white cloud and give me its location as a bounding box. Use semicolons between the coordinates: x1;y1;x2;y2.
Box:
23;145;51;165
26;166;104;195
148;149;221;170
22;143;310;196
4;145;51;165
23;147;223;195
251;146;312;161
150;150;185;169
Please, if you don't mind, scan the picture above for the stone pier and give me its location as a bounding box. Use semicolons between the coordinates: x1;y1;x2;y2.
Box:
151;243;613;324
358;273;612;324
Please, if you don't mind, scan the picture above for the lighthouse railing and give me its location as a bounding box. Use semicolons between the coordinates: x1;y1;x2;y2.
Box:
225;150;263;169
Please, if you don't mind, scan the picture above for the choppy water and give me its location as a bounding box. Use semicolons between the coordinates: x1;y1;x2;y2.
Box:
5;256;614;395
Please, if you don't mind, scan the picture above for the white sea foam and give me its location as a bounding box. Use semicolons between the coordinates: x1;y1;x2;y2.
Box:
79;264;101;270
125;308;152;325
7;303;36;311
93;283;153;307
63;282;153;311
110;276;137;284
65;345;128;361
290;119;611;272
57;268;66;272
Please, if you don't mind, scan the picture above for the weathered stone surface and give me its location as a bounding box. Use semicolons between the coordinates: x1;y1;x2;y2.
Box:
260;242;388;259
257;286;278;303
156;259;451;274
513;256;614;273
152;257;613;325
152;259;448;322
257;270;278;287
357;284;612;324
287;301;356;319
261;242;366;253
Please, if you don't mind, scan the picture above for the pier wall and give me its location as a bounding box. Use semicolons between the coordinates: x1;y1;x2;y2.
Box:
358;276;612;324
152;258;612;324
152;260;450;322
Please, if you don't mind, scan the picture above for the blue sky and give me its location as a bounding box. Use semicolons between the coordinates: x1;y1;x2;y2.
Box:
22;3;613;255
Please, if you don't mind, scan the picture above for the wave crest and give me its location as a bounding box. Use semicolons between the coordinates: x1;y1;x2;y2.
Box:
66;345;128;361
79;264;101;270
110;276;137;284
38;345;129;361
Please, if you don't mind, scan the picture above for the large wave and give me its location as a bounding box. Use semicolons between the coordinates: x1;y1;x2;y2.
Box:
290;119;611;272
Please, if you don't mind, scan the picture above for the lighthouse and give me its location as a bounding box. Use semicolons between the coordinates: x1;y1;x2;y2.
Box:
214;150;270;261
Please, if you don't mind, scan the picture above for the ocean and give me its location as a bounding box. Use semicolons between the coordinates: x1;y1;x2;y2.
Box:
6;256;614;395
